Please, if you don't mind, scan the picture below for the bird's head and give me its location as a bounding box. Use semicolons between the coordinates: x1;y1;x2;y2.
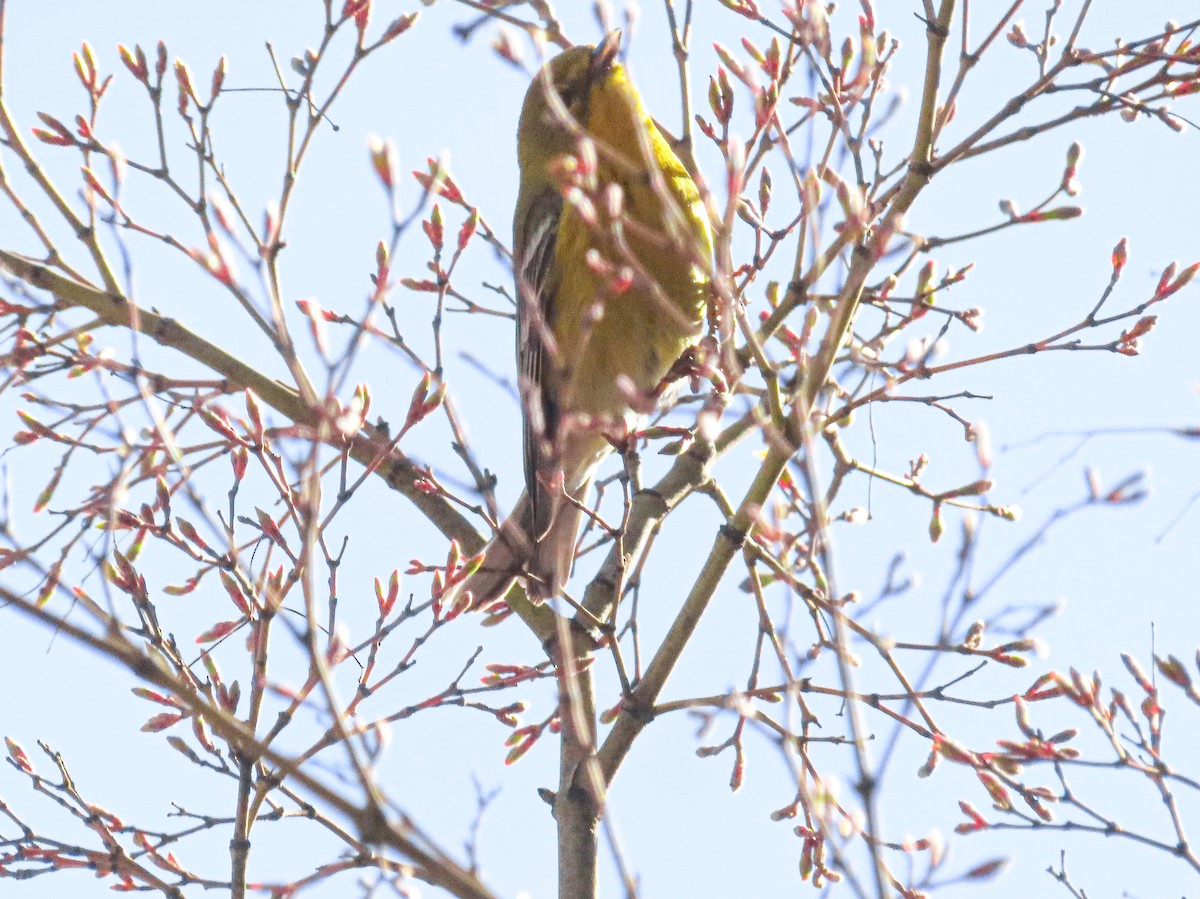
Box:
517;32;626;168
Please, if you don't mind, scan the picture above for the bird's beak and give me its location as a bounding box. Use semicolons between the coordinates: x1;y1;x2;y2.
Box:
590;30;622;81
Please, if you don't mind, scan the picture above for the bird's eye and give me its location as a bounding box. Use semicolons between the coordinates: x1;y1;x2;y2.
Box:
558;80;585;111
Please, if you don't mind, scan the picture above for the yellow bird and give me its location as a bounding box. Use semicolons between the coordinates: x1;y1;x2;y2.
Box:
455;32;713;609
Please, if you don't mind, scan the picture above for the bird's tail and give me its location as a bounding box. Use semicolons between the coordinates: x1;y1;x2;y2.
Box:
444;496;532;611
444;483;591;611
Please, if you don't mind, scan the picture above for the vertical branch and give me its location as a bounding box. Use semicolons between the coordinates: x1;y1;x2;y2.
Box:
229;750;254;899
554;619;600;899
663;0;697;172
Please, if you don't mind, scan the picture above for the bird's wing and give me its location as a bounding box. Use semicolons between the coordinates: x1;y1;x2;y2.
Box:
513;186;563;541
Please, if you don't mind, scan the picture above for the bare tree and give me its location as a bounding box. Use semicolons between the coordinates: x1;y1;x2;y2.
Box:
1;2;1198;897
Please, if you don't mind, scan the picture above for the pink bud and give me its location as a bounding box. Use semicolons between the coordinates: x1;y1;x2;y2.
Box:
1110;237;1129;276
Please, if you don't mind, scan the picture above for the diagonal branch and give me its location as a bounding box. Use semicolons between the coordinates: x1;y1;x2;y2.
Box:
593;0;960;830
0;583;498;899
0;249;556;641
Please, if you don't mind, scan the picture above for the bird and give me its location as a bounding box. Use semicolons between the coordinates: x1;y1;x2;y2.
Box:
451;32;713;610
